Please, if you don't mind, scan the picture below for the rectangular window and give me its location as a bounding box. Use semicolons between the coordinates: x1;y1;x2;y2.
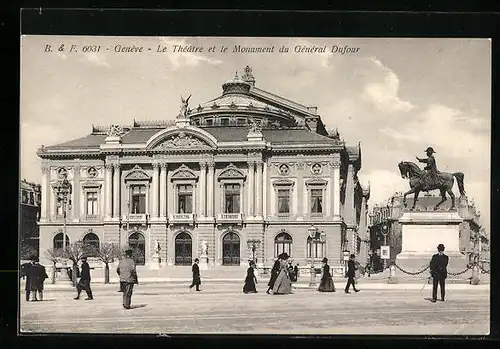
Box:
131;185;146;214
86;192;98;215
205;119;213;126
224;183;240;213
307;241;325;258
177;184;193;213
277;189;291;214
237;118;246;125
220;118;229;126
310;188;323;214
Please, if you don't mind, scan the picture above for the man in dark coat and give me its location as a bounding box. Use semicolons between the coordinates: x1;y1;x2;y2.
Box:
344;254;360;294
189;258;201;291
266;256;282;294
430;244;449;302
30;257;49;301
117;249;138;309
74;256;93;300
21;257;36;301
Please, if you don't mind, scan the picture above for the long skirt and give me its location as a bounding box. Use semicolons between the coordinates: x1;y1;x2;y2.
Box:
243;278;257;293
267;271;278;288
272;270;292;295
318;277;336;292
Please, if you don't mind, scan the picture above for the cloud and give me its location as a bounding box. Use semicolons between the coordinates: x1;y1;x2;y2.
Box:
159;38;223;70
83;52;110;67
381;104;490;159
359;169;409;206
362;57;415;113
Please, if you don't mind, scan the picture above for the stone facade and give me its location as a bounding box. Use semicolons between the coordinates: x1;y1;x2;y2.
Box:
37;67;369;272
20;179;42;256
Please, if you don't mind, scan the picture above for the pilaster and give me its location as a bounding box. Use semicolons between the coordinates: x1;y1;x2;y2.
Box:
151;161;159;219
104;163;113;220
331;155;341;220
247;161;255;217
112;163;120;220
159;162;167;218
206;161;215;219
40;164;49;221
199;161;207;218
72;164;81;222
255;161;263;218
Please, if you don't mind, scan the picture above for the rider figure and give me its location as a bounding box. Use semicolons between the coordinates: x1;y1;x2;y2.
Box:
416;147;441;187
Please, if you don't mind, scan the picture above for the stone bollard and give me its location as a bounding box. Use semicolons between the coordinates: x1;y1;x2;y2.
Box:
388;264;398;284
470;265;480;285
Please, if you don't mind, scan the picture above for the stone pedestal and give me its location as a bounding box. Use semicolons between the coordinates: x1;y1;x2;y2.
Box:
148;253;161;270
199;255;209;270
395;211;468;277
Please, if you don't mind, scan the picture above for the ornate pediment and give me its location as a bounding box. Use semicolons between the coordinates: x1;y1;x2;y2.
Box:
272;179;295;187
171;164;198;181
218;163;245;181
305;178;328;186
81;181;102;189
125;165;151;181
154;131;212;150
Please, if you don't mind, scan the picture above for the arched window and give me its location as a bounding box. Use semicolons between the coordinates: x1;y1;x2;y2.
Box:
83;232;100;257
307;236;325;259
274;232;292;258
128;232;146;265
53;232;70;249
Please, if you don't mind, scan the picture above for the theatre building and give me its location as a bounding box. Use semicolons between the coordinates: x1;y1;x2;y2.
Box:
37;66;369;274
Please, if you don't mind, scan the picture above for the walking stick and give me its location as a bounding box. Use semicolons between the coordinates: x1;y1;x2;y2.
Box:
420;276;431;294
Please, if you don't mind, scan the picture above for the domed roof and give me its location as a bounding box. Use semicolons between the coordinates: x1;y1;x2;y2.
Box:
189;71;285;117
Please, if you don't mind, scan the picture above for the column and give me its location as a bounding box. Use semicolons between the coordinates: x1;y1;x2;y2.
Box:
159;162;167;218
105;163;113;219
72;165;80;221
199;162;207;218
332;158;341;218
255;161;263;217
247;161;254;217
262;161;267;218
113;163;120;219
207;162;215;218
40;165;49;221
151;162;159;218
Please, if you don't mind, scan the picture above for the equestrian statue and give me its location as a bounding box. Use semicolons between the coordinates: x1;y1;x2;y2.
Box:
398;147;466;211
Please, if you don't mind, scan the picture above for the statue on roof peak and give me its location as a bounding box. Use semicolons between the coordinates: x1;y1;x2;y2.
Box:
248;116;262;133
107;124;124;137
242;65;255;85
178;94;191;118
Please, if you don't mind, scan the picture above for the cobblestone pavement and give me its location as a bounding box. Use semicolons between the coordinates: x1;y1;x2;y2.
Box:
20;282;489;335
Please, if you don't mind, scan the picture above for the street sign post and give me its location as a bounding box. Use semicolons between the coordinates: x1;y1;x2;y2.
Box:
381;246;390;260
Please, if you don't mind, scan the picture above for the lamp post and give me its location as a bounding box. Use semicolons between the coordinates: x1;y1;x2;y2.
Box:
381;223;389;270
247;239;261;264
308;225;326;287
55;177;72;252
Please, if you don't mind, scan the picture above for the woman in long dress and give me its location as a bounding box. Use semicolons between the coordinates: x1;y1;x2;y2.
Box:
266;258;281;294
318;257;336;292
243;261;258;293
272;253;292;295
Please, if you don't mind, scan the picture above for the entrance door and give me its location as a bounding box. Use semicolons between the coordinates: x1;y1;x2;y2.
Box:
175;232;192;266
128;232;145;265
222;232;240;265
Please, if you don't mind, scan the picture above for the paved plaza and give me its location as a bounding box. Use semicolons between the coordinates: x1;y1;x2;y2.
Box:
20;281;489;335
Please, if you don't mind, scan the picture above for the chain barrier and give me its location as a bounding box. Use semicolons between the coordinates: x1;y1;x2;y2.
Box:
479;265;490;274
447;266;472;276
393;263;430;275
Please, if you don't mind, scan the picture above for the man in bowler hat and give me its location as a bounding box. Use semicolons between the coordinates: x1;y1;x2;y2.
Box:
430;244;449;302
74;256;93;300
344;254;360;294
189;258;201;291
117;248;138;309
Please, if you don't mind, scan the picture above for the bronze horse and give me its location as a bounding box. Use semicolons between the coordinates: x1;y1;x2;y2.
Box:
398;161;466;210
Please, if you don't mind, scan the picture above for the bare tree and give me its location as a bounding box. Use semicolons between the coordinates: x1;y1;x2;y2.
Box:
92;243;122;284
62;240;88;286
45;248;63;284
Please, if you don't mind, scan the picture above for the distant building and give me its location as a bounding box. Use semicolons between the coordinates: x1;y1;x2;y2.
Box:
20;179;42;255
368;192;488;272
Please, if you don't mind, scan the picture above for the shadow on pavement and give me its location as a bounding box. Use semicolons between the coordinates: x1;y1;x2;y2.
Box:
130;304;147;309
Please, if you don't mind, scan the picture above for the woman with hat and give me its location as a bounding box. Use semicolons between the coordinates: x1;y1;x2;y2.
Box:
243;260;258;294
272;253;292;295
317;257;335;292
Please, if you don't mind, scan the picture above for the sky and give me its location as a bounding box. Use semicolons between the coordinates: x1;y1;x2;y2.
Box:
20;36;491;233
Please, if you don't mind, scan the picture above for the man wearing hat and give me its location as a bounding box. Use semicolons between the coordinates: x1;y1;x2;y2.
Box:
30;256;48;301
117;248;138;309
74;256;93;300
429;244;449;302
189;258;201;291
416;147;442;187
344;254;360;294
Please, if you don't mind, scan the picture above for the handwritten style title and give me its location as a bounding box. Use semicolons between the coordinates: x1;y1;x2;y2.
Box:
44;43;361;55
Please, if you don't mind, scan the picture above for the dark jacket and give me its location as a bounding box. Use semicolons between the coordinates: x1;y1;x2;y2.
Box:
267;259;281;287
21;263;33;290
192;263;200;277
30;263;48;290
117;257;138;284
79;261;91;281
346;259;357;278
321;264;332;281
430;253;449;279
